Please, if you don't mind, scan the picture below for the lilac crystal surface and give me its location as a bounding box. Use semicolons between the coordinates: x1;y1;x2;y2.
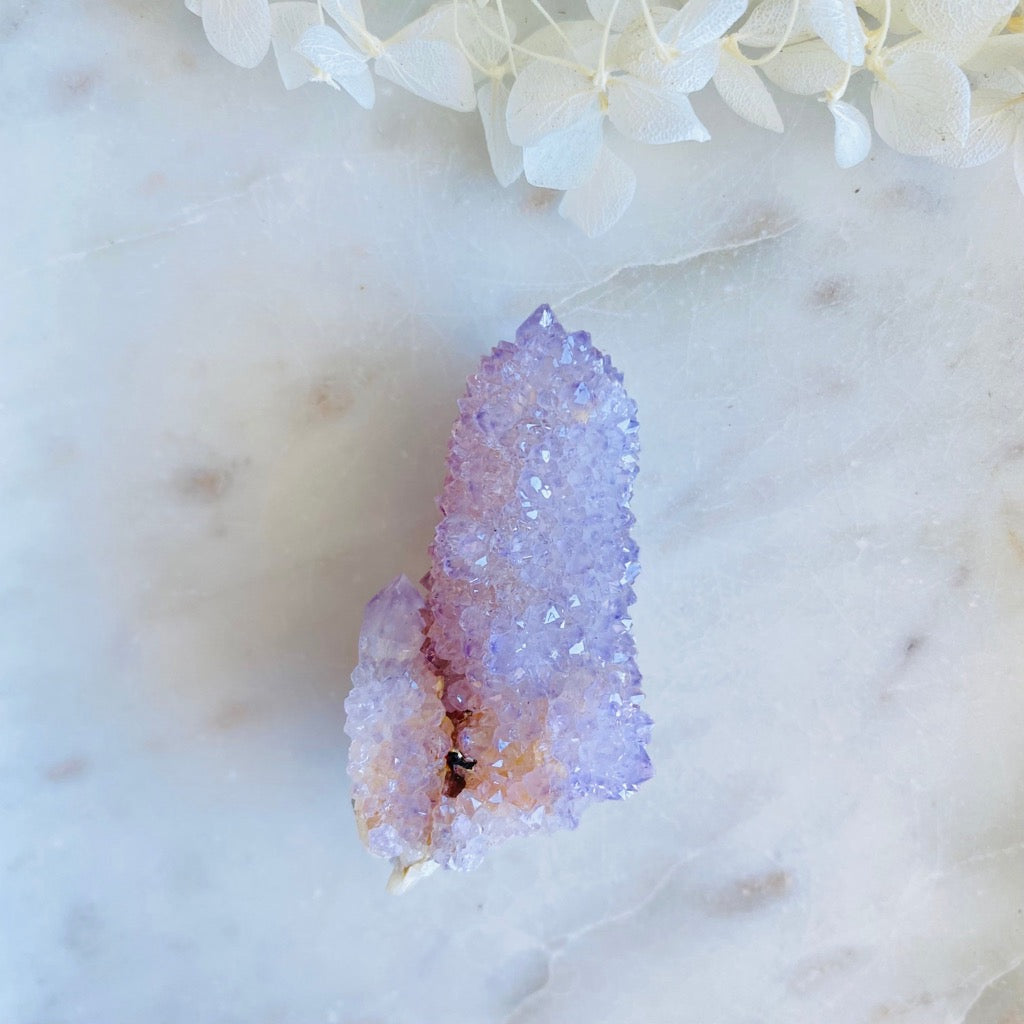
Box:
345;306;652;884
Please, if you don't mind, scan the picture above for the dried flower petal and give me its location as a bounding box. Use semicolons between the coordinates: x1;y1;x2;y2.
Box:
270;1;322;89
828;97;872;167
806;0;865;65
713;47;784;132
201;0;271;69
870;47;970;157
522;115;604;189
478;79;524;186
559;147;638;236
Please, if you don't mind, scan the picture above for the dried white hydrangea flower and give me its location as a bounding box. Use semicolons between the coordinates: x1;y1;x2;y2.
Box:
184;0;1024;233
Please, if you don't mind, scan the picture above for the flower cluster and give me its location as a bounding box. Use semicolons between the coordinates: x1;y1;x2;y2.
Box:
186;0;1024;234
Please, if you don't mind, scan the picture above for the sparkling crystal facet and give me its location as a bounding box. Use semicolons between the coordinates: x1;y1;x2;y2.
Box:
345;306;652;885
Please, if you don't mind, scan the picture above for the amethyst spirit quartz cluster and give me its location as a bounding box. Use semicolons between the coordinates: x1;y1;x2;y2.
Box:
344;306;652;890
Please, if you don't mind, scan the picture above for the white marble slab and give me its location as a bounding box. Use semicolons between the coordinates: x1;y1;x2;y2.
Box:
3;3;1024;1023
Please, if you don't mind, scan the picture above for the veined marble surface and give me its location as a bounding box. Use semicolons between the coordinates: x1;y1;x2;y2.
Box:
3;3;1024;1023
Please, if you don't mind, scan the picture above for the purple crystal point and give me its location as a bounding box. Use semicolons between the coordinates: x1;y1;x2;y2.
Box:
346;306;651;884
